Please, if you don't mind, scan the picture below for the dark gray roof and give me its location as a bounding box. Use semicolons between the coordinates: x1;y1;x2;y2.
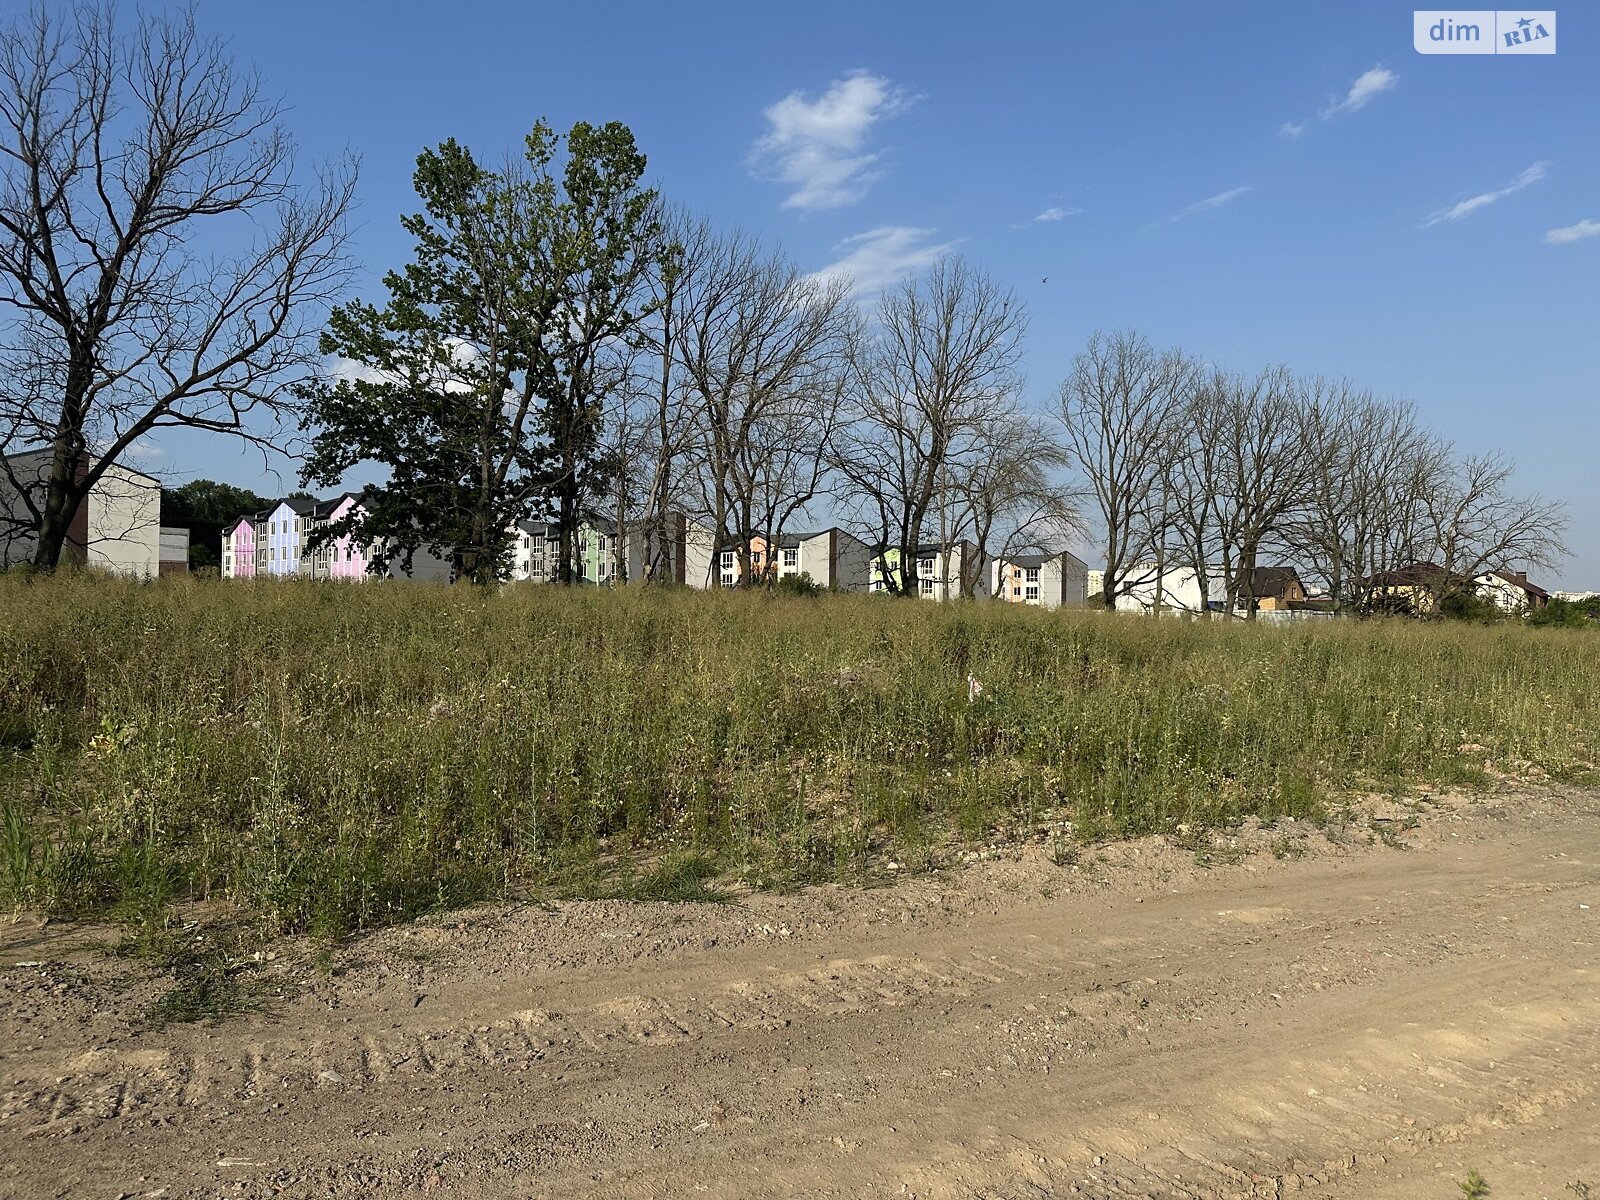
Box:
1002;551;1055;569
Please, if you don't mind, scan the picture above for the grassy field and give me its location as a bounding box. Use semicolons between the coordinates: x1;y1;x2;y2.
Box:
2;574;1597;939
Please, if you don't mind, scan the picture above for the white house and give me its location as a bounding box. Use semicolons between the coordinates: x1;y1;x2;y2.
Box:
1113;563;1227;615
991;550;1089;609
1;449;161;576
1474;569;1550;614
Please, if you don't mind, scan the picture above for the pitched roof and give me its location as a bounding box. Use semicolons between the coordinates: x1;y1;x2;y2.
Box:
772;530;829;548
1250;565;1303;600
1484;569;1550;600
1362;561;1467;589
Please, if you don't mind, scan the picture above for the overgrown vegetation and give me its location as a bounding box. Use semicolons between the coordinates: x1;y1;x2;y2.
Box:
2;575;1597;940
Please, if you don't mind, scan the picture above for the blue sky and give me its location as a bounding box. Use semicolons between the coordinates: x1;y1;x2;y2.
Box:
158;2;1598;586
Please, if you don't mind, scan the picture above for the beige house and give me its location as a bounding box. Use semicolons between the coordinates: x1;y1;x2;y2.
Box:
991;550;1090;609
1;449;161;576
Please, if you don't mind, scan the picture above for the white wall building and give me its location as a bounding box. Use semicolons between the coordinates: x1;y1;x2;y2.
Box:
991;550;1089;609
1113;563;1227;616
1;450;161;576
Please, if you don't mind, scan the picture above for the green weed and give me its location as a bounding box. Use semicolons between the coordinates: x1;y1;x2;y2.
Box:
0;575;1594;939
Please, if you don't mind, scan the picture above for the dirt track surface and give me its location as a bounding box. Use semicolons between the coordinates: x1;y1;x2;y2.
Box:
3;789;1598;1200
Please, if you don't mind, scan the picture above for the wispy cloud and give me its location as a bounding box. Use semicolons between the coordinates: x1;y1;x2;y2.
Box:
1545;218;1600;245
749;71;915;211
1033;205;1080;223
1159;186;1251;226
810;226;959;296
1281;66;1397;138
1322;67;1398;118
129;438;169;464
1423;161;1549;227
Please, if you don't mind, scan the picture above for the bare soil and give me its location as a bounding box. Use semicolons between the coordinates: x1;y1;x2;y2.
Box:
3;787;1598;1199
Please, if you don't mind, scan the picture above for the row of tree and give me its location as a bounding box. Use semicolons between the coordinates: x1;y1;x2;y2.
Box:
1061;330;1567;613
0;6;1566;609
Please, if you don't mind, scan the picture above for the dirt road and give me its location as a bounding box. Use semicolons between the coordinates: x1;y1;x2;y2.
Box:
3;788;1598;1199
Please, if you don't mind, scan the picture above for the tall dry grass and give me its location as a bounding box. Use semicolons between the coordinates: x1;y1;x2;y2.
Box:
2;573;1595;936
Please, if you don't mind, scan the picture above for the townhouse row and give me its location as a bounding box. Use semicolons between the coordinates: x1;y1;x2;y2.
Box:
220;493;1094;608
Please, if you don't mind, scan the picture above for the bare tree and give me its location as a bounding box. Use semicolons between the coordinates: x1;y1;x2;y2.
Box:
1285;389;1447;612
1424;449;1567;596
1203;366;1319;617
1057;331;1194;610
625;207;711;582
0;4;355;568
835;255;1026;596
949;405;1078;599
676;229;855;587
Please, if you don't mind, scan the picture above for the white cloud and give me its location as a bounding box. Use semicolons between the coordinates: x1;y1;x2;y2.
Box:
1160;186;1251;225
750;71;915;211
1423;161;1549;227
1033;205;1080;222
1545;218;1600;245
128;438;169;464
810;226;959;296
1321;67;1398;118
1282;66;1396;137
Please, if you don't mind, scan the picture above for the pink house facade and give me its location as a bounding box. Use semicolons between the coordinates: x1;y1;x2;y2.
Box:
325;494;372;580
221;516;257;579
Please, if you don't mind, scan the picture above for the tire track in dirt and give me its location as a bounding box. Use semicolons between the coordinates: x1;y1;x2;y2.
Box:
3;789;1598;1199
1;952;1024;1126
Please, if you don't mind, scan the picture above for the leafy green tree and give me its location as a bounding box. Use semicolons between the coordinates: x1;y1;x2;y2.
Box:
160;480;272;569
301;122;662;584
537;121;663;583
301;135;556;582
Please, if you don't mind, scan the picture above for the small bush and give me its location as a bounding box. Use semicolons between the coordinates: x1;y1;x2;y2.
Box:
774;571;821;598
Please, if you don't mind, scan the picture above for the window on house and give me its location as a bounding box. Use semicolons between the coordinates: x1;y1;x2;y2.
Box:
1013;586;1021;598
1026;567;1040;582
782;547;798;568
599;535;608;553
920;577;934;596
720;550;735;569
1026;585;1039;601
